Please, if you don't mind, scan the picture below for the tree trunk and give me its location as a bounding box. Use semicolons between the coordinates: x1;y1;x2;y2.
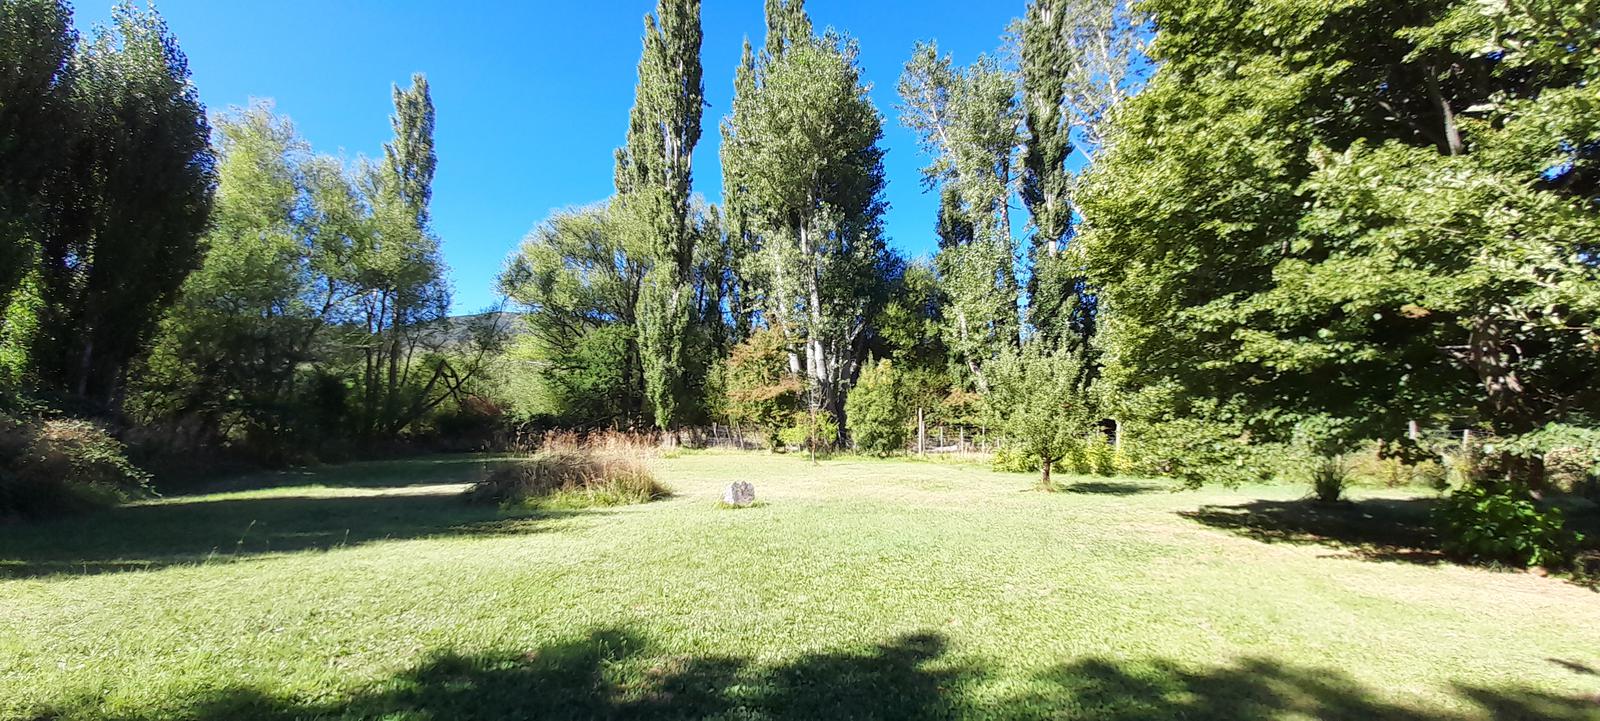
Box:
1041;458;1054;491
1424;63;1464;156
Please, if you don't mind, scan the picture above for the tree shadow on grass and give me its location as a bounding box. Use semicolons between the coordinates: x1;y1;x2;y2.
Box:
1178;497;1447;564
0;489;589;579
68;629;1597;721
201;454;522;492
1181;496;1600;584
1063;480;1171;496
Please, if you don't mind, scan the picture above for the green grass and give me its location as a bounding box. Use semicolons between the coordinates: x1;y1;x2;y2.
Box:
2;452;1597;720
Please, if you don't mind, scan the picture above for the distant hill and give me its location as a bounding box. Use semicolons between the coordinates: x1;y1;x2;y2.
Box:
422;311;527;347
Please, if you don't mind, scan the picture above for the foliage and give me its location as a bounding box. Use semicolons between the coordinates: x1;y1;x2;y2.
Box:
500;205;648;425
722;327;801;449
779;408;837;455
898;42;1020;391
1077;0;1600;488
1303;455;1351;505
991;445;1039;473
0;410;149;519
615;0;704;432
28;1;215;405
1436;484;1581;568
722;8;893;436
130;103;324;452
467;449;666;509
0;0;73;323
844;358;908;455
987;343;1096;487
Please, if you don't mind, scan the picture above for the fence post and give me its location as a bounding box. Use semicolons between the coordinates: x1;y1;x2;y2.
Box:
917;408;926;457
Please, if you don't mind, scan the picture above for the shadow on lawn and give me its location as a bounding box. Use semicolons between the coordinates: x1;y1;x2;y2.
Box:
0;487;585;579
200;454;522;492
74;629;1595;721
1179;497;1446;564
1063;480;1170;496
1182;496;1600;579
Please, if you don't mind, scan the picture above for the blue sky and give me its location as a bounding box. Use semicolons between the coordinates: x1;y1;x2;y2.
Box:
71;1;1027;314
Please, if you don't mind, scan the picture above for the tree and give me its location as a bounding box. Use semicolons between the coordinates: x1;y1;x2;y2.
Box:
722;5;893;442
615;0;703;435
989;343;1096;488
31;1;215;405
898;42;1022;390
1017;0;1148;351
499;205;649;426
0;0;74;323
845;357;908;455
132;104;320;446
723;326;802;449
1078;0;1600;487
345;73;450;438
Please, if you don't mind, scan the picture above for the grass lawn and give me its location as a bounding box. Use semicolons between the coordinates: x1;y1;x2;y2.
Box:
2;452;1597;720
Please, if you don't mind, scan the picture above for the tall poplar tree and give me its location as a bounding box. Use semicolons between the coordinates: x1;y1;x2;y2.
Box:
353;72;449;437
898;42;1022;391
723;0;893;438
1017;0;1076;349
615;0;703;434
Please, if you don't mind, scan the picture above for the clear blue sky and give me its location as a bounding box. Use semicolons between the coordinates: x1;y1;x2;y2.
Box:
72;1;1027;314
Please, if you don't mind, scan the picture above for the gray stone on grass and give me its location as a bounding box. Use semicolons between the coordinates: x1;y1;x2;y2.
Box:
723;481;756;506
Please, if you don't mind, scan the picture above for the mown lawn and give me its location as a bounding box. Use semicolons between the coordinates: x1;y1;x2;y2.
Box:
2;452;1597;720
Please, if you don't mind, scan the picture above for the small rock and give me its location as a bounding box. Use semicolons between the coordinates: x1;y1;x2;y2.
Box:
723;481;756;506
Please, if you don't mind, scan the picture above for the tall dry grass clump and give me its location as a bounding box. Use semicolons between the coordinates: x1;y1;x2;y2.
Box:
469;444;667;509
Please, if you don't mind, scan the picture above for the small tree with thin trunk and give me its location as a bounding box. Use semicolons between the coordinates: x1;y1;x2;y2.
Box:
988;344;1095;489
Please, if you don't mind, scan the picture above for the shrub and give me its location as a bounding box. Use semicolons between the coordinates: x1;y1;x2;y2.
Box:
1081;434;1117;476
1;412;151;519
991;445;1038;473
780;410;837;454
844;358;908;456
724;328;803;450
1436;484;1581;568
1306;455;1351;504
468;449;667;509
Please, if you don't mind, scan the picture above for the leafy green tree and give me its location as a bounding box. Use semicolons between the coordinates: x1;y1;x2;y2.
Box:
723;326;801;449
132;104;319;443
347;74;450;437
989;343;1097;488
722;5;893;440
615;0;703;435
845;358;908;455
1078;0;1600;487
31;1;215;405
0;0;74;324
899;42;1021;391
500;205;648;426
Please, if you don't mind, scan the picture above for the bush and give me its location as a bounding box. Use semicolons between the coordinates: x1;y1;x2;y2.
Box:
780;410;837;454
844;359;908;455
1436;484;1581;568
1306;455;1351;504
468;449;667;509
991;445;1038;473
1080;434;1117;476
0;412;151;520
